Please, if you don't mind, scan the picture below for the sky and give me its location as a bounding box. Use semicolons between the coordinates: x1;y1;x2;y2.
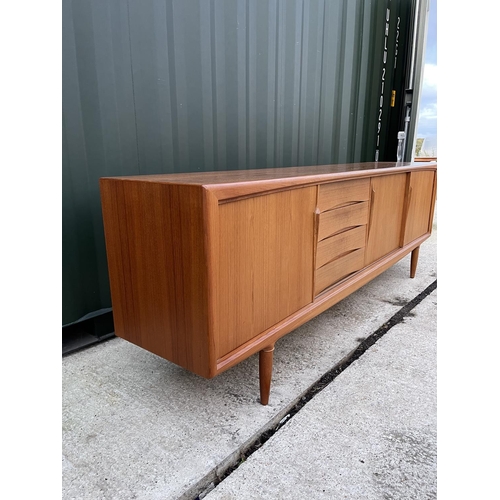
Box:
415;0;437;154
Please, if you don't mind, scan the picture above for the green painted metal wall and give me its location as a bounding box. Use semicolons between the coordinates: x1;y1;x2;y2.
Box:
62;0;415;326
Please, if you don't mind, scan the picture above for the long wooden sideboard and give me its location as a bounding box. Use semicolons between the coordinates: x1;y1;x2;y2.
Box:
100;162;437;405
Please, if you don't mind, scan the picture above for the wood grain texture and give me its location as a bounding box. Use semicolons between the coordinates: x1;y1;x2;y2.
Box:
317;178;370;212
317;202;369;241
216;187;316;358
364;174;407;266
316;225;366;269
202;188;221;376
100;179;212;377
403;171;436;245
315;248;365;296
216;234;430;376
102;162;436;202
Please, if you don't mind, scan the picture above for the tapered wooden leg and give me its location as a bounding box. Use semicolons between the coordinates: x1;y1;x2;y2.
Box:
410;246;420;278
259;344;275;405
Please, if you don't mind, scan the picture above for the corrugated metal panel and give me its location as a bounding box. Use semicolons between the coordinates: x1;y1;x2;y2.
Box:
62;0;412;325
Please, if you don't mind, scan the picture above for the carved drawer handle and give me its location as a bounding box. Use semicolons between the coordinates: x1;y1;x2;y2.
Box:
368;188;375;238
405;185;413;225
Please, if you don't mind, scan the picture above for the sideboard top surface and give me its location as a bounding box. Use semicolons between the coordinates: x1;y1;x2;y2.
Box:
101;161;437;201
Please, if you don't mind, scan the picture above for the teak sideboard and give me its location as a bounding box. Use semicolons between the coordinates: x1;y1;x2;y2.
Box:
100;162;437;405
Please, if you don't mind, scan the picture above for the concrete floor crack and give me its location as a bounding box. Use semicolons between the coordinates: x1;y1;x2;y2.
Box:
189;279;437;500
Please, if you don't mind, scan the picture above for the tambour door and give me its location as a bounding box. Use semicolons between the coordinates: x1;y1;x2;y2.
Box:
402;171;436;245
216;187;317;358
364;174;407;266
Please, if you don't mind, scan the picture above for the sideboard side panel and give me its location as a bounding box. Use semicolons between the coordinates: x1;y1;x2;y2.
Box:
216;186;316;358
100;180;211;377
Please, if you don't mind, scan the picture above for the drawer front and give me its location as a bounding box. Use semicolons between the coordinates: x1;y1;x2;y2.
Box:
316;225;366;269
318;178;370;212
314;248;365;296
317;201;369;241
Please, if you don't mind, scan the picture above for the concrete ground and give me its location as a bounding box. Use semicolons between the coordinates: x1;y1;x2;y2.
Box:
62;213;437;500
205;289;436;500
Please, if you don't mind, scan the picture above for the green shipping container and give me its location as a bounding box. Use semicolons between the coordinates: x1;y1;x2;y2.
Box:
62;0;430;347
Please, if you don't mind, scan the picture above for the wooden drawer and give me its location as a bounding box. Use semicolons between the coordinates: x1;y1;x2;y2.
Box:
318;178;370;212
314;248;365;296
316;225;366;269
317;201;369;241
